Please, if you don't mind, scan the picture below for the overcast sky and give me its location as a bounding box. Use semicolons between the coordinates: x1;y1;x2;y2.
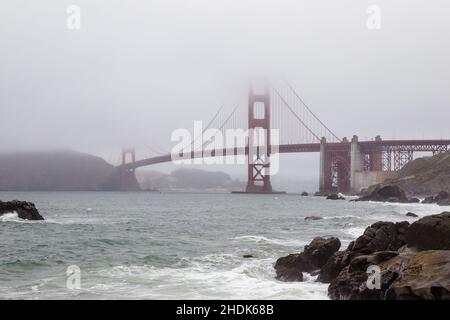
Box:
1;0;449;188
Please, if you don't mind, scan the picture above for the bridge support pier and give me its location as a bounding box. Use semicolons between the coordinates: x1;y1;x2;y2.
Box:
245;85;273;193
350;135;363;193
120;148;141;191
319;137;327;193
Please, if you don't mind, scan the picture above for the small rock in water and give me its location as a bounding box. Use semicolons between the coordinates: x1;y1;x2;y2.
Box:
326;194;345;200
305;216;323;221
406;212;418;218
301;192;309;196
243;254;254;258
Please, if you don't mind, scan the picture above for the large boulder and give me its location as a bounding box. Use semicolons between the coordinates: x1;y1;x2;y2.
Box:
275;237;341;281
274;254;305;281
0;200;44;220
354;185;413;203
352;221;409;254
406;212;450;251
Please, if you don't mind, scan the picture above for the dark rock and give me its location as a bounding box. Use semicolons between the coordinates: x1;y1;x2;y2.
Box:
274;254;304;281
420;191;450;206
301;192;309;196
243;254;254;258
408;197;420;203
0;200;44;220
328;250;401;300
435;191;450;206
304;216;323;221
314;192;328;197
354;185;412;203
406;212;419;218
304;237;342;268
318;250;357;283
274;237;341;281
326;194;345;200
405;212;450;250
352;221;409;254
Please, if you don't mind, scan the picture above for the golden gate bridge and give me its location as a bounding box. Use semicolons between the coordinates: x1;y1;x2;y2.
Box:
117;82;450;194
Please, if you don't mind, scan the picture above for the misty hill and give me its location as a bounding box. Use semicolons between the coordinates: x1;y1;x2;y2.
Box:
0;150;116;191
137;168;244;192
373;151;450;196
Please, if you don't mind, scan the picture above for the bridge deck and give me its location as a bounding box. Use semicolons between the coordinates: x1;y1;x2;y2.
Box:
120;139;450;170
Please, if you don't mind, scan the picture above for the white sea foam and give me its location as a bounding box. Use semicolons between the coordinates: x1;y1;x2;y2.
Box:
232;235;306;247
89;254;329;300
323;215;361;220
0;212;19;221
345;227;366;238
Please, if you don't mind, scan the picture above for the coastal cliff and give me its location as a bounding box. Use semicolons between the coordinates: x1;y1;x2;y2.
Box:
0;151;116;191
365;151;450;196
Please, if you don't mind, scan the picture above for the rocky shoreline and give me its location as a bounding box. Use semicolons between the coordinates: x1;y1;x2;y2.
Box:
275;211;450;299
0;200;44;220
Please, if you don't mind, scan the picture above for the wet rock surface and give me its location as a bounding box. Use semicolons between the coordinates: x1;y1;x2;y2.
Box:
326;194;345;200
275;212;450;299
0;200;44;220
406;212;419;218
274;237;341;281
406;212;450;251
354;185;416;203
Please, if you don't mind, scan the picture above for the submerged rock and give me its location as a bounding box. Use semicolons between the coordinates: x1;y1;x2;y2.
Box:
304;216;323;221
0;200;44;220
406;212;419;218
301;192;309;196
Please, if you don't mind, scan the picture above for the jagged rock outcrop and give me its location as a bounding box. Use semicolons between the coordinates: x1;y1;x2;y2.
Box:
354;185;418;203
275;212;450;300
274;237;341;281
0;200;44;220
351;221;409;254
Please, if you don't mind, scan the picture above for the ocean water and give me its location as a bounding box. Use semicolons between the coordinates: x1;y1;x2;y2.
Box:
0;192;448;300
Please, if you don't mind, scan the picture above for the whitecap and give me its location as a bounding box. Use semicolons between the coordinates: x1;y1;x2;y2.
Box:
232;235;306;247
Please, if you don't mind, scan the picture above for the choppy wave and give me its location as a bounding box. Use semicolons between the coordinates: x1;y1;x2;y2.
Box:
232;235;306;247
1;191;447;300
88;253;328;300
